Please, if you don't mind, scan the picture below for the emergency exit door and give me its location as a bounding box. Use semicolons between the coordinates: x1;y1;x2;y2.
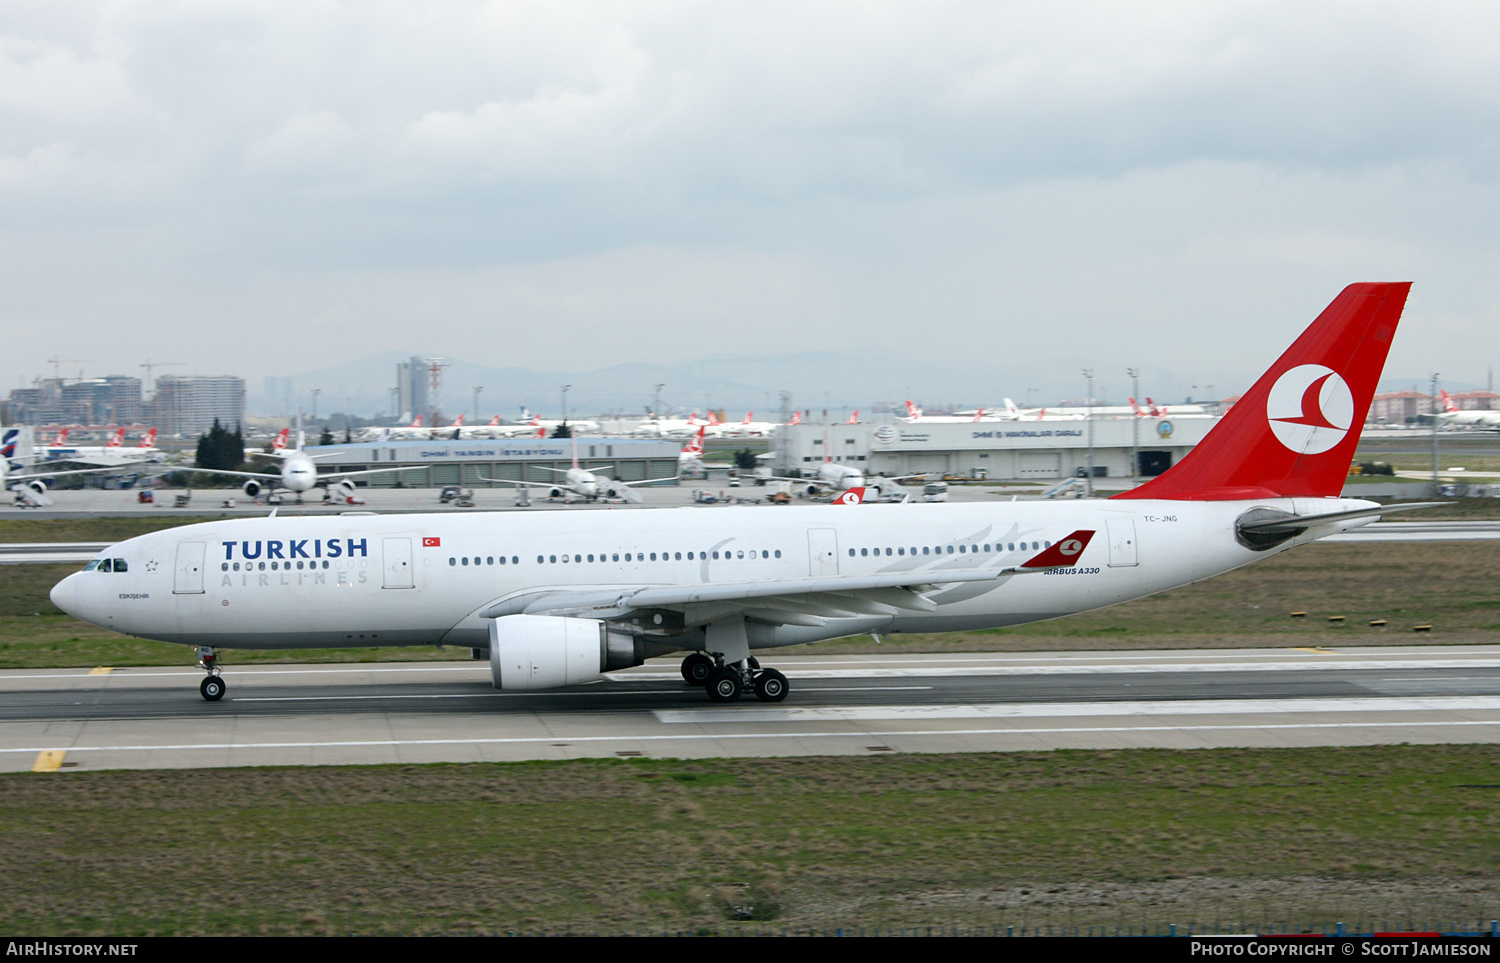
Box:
1106;518;1138;567
173;542;206;594
807;529;840;576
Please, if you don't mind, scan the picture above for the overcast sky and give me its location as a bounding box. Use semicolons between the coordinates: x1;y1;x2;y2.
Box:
3;1;1498;405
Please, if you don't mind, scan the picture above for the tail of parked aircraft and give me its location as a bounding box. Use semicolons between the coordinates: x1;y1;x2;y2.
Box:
788;411;801;426
972;409;984;422
451;414;464;427
487;415;500;426
904;401;922;420
49;428;67;447
1114;282;1411;501
138;428;157;448
741;412;753;425
104;428;125;447
270;428;290;451
1441;389;1459;414
846;410;860;425
682;425;705;457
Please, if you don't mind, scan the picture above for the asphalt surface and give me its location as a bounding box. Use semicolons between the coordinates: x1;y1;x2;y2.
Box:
7;646;1500;771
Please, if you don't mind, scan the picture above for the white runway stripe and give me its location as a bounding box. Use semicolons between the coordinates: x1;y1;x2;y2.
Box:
654;695;1500;724
620;659;1500;682
4;719;1499;755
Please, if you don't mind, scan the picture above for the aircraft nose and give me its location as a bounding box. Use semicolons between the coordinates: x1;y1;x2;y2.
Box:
49;574;79;617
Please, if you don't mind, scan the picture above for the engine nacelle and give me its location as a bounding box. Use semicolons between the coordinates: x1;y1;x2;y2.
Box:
489;615;649;691
25;479;47;496
326;479;356;501
242;479;262;498
548;486;566;499
803;484;820;497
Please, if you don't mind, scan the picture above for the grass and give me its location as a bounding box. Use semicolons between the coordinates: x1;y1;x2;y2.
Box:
2;747;1496;935
6;538;1500;667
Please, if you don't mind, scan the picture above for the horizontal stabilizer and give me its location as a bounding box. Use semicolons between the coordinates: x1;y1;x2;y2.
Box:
1236;502;1440;535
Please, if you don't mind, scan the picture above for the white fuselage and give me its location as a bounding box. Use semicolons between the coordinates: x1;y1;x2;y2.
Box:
50;497;1378;654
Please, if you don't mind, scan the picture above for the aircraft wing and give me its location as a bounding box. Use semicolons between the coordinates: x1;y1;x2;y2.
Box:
9;464;151;481
519;531;1096;627
179;467;282;481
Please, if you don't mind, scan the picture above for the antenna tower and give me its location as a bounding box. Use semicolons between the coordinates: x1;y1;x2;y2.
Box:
426;357;450;426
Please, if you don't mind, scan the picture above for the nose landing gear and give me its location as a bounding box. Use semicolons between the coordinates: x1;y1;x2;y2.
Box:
196;645;225;701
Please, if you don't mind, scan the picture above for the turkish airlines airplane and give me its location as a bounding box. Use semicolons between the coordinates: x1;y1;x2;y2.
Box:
53;283;1419;706
36;426;158;467
187;414;412;504
480;435;683;503
1436;390;1500;427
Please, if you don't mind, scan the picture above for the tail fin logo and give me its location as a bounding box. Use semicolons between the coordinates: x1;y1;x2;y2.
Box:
1267;364;1353;455
833;488;865;505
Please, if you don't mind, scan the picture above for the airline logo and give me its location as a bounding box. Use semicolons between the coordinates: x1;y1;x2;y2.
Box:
788;412;801;426
1020;530;1096;568
271;429;289;451
833;488;866;505
50;429;67;447
138;429;157;448
105;428;125;447
1266;364;1353;455
846;410;860;425
1441;390;1459;414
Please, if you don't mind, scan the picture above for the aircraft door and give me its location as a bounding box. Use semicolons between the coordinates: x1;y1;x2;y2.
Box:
173;542;206;594
807;528;839;577
1106;518;1138;567
383;537;415;589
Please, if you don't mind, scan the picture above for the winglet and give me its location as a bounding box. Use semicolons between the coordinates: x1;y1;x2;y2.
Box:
1020;530;1095;568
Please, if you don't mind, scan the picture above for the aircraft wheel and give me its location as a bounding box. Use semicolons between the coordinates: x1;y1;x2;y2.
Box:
753;669;788;703
681;653;715;685
705;668;743;704
747;656;761;670
200;676;226;702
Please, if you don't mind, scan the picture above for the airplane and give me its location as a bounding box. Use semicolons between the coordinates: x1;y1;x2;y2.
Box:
2;428;146;506
678;425;706;472
479;435;683;503
35;426;159;467
51;282;1425;708
1437;390;1500;427
184;414;413;504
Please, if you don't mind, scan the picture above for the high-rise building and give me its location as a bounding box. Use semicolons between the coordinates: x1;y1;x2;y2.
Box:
151;375;246;436
396;357;429;423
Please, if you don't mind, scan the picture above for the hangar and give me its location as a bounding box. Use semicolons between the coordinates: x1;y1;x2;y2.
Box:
309;437;684;488
773;417;1218;481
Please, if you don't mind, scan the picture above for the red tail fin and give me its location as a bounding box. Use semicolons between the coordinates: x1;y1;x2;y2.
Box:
1114;283;1410;501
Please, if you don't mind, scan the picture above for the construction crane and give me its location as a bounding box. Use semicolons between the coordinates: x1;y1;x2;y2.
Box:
46;357;90;381
140;360;185;400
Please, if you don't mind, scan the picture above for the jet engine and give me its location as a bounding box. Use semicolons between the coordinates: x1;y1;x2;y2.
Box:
548;486;566;499
488;615;652;691
803;483;821;497
25;479;47;497
242;479;262;499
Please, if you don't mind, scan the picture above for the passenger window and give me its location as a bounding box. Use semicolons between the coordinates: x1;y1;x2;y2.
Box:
588;555;595;563
898;547;905;555
737;551;744;559
575;555;582;563
612;554;619;562
537;556;544;564
461;557;468;566
774;550;781;558
849;549;856;557
946;546;954;554
675;552;682;560
650;553;657;561
549;555;557;563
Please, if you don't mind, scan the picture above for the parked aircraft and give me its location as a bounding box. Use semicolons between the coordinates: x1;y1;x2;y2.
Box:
479;436;682;503
52;283;1420;709
35;426;159;467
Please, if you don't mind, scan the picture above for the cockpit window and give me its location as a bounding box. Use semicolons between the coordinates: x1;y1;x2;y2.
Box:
83;559;101;571
113;559;127;573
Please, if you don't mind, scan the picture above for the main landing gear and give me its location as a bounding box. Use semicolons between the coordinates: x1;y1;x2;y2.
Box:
196;645;225;702
681;654;788;704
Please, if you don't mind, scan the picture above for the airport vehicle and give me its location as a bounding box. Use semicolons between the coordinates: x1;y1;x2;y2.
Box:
52;283;1420;708
922;482;949;502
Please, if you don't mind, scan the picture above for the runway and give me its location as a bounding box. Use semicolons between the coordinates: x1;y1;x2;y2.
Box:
6;645;1500;772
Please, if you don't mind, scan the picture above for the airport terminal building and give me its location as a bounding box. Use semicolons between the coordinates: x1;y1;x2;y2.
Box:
309;437;684;488
774;416;1219;481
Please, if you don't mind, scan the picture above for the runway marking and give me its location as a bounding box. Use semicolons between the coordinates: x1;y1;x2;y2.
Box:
5;720;1500;756
655;695;1500;723
31;750;65;771
232;685;935;703
1293;648;1337;655
617;659;1500;682
87;667;112;676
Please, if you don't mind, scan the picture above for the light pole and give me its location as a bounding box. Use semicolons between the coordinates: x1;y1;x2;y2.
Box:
473;386;483;423
561;384;571;428
1127;367;1139;482
1082;369;1095;496
1432;372;1441;494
